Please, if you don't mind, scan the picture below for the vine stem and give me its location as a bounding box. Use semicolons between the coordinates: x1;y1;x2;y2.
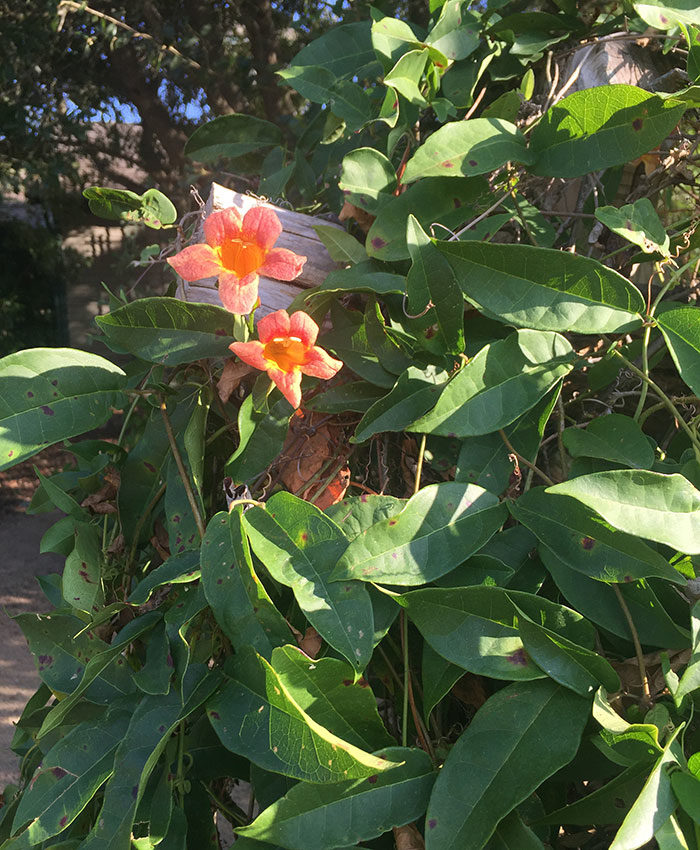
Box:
414;433;427;496
160;401;206;540
401;611;410;748
610;348;700;460
498;429;554;486
612;584;652;707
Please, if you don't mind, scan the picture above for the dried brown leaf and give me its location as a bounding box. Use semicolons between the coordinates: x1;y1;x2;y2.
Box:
393;823;425;850
338;200;375;234
218;359;254;403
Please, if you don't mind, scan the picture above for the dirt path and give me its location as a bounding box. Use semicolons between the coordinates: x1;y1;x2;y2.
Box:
0;511;63;787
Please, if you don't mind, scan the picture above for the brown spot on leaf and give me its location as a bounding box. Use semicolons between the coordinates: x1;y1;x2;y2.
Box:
508;648;528;666
632;118;643;131
41;406;54;416
581;536;595;550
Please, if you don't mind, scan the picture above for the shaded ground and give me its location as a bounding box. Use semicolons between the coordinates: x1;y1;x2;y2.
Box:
0;449;68;787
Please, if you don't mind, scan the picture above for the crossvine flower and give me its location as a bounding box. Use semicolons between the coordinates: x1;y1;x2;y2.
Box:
167;205;306;314
230;309;343;409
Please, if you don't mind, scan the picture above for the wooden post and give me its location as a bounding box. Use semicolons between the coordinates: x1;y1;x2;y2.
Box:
175;183;342;315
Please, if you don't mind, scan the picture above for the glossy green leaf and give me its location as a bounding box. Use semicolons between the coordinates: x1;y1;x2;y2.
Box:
207;649;397;783
304;381;387;414
312;225;366;265
406;216;464;353
436;240;645;334
403;118;532;182
96;298;235;366
674;600;700;706
562;414;656;469
271;646;394;751
516;605;620;696
277;64;337;104
79;667;220;850
311;263;405;299
0;348;126;472
339;148;397;214
402;585;594;680
384;48;430;106
657;306;700;396
425;679;590;850
410;330;573;437
6;707;131;849
371;13;421;69
291;20;376;78
201;512;291;660
548;470;700;554
366;176;488;261
595;198;670;258
225;395;292;483
244;493;374;671
422;642;464;724
529;85;686;178
238;747;434;849
426;3;480;61
543;550;690;648
486;811;545;850
325;495;406;541
655;813;693;849
609;729;682;850
331;482;506;585
670;771;700;824
509;488;683;584
61;523;103;614
353;366;449;444
634;1;700;28
456;388;558;495
83;187;176;229
322;304;396;388
184;114;283;162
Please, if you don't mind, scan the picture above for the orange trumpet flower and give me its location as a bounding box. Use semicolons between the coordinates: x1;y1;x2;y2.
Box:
229;310;343;409
167;205;306;315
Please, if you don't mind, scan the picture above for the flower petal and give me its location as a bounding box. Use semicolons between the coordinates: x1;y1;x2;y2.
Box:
301;346;343;380
167;244;222;281
289;311;319;347
269;368;303;409
241;206;283;252
257;309;291;344
260;247;307;282
219;271;259;315
229;341;268;372
204;207;243;248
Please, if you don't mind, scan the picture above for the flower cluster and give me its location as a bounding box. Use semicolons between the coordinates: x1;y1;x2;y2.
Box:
231;309;342;409
167;205;306;315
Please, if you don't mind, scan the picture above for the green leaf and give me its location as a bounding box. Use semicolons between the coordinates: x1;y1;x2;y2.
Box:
271;646;394;751
384;49;430;106
486;811;545;850
62;523;103;614
675;600;700;706
367;176;488;261
436;240;645;334
670;771;700;824
83;187;176;229
277;64;337;104
225;395;292;484
422;642;464;724
331;482;507;585
371;13;421;69
548;470;700;554
201;512;291;660
79;667;220;850
96;298;235;366
426;3;480;61
657;306;700;397
562;414;656;469
509;488;683;584
311;263;405;299
424;679;590;849
609;728;682;850
516;605;621;696
403;118;532;182
325;495;406;541
6;707;132;849
634;1;700;28
402;585;594;680
409;330;573;437
596;198;671;258
339;148;397;214
312;225;366;265
529;85;687;178
207;649;398;783
291;20;376;78
244;493;374;672
543;551;690;648
321;304;396;388
0;348;126;472
184;114;283;162
406;216;464;354
353;366;449;444
237;747;434;849
13;612;135;705
304;381;387;414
